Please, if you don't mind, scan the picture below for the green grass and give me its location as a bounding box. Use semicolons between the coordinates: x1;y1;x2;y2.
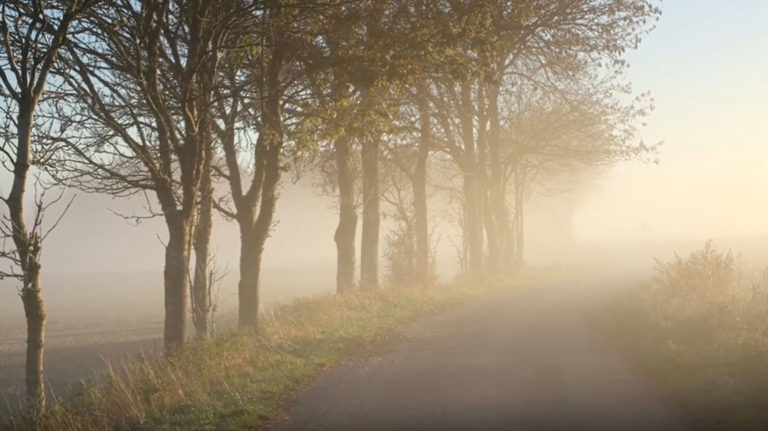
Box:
5;278;526;431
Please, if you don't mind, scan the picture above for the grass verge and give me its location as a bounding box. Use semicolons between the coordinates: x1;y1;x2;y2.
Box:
5;278;524;431
596;243;768;431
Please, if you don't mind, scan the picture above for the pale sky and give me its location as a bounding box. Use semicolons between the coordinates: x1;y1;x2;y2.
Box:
574;0;768;242
5;0;767;274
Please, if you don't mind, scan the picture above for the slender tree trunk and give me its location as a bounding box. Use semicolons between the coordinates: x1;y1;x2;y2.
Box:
20;271;45;413
459;80;483;279
486;81;509;274
334;135;357;292
413;155;429;285
513;168;525;268
476;87;499;276
481;181;498;274
413;83;431;285
8;106;46;412
192;156;213;341
360;137;380;289
464;171;484;279
164;218;191;351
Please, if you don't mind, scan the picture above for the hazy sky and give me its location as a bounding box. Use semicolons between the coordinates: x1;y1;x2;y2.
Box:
39;0;768;272
574;0;768;241
4;0;767;274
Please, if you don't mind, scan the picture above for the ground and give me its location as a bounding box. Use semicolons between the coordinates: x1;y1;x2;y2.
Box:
272;279;687;431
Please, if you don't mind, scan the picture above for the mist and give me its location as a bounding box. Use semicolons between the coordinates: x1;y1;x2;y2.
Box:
1;0;767;429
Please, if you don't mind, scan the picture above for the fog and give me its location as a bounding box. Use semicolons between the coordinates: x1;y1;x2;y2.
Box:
2;0;768;426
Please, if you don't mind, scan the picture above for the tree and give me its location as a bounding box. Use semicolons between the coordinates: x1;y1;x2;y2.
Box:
191;126;214;340
426;0;660;278
312;0;456;289
380;81;435;285
501;82;655;265
52;0;244;350
302;1;397;291
0;0;91;412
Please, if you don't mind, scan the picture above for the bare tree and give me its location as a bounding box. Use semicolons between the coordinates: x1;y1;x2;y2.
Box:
0;0;90;412
211;0;327;331
51;0;244;350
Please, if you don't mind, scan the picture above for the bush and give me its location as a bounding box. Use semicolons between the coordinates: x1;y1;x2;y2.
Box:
608;241;768;430
648;240;740;331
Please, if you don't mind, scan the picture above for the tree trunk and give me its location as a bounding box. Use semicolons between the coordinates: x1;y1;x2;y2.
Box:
486;81;509;274
238;149;279;331
413;155;429;285
334;135;357;293
21;272;45;414
238;223;264;331
476;87;499;276
413;83;431;285
459;80;483;279
164;218;191;351
191;158;213;341
464;171;484;279
9;106;46;412
481;181;499;274
236;10;284;332
360;137;380;289
513;168;525;268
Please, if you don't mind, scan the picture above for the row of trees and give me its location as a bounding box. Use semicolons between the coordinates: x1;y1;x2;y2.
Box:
0;0;660;413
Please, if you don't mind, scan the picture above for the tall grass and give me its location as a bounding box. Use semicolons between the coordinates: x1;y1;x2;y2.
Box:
4;280;510;430
604;241;768;430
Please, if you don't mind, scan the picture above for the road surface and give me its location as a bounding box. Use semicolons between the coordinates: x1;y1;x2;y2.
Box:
273;279;687;431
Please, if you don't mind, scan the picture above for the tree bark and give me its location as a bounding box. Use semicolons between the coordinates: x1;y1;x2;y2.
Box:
238;144;280;331
360;137;380;289
486;80;509;274
513;168;525;268
238;223;264;331
8;106;46;413
20;271;45;414
238;30;283;330
191;154;213;341
164;217;191;351
413;83;431;285
459;80;483;279
476;86;499;276
334;135;357;293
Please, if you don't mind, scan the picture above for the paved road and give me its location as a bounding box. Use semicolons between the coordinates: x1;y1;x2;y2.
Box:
274;279;687;431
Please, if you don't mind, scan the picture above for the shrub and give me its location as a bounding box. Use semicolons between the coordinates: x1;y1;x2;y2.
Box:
648;240;740;330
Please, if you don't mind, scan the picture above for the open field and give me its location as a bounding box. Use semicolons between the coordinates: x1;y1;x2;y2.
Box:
4;238;768;426
0;264;336;410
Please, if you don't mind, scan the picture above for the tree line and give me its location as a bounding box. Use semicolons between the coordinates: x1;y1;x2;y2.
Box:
0;0;660;414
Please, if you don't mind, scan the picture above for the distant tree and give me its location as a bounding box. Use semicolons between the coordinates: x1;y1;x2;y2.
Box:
501;83;655;266
303;1;404;291
309;0;457;289
426;0;660;278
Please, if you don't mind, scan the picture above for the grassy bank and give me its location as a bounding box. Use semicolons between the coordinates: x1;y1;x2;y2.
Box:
5;278;522;431
598;242;768;431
